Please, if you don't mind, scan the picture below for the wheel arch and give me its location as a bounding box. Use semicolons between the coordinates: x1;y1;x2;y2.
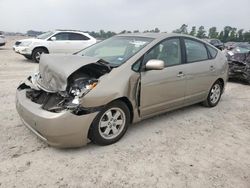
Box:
112;97;134;124
32;46;49;54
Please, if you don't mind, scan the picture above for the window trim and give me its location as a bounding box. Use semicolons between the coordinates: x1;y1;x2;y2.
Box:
181;37;210;64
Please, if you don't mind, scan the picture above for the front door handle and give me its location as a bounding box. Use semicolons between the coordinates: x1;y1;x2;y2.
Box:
210;66;215;71
177;72;185;77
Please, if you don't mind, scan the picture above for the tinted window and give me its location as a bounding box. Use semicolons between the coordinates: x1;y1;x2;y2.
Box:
207;45;218;58
144;38;182;67
79;36;153;66
53;33;69;40
69;33;90;40
184;39;208;62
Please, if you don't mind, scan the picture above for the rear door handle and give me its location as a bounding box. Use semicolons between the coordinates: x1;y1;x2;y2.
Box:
177;71;185;77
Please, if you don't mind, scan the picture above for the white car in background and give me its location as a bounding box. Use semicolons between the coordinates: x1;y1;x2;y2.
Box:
13;30;96;62
0;32;6;46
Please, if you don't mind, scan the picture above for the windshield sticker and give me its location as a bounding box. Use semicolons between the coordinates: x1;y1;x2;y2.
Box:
129;41;147;48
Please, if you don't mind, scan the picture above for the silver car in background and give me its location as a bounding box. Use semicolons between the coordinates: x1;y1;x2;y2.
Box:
16;33;228;148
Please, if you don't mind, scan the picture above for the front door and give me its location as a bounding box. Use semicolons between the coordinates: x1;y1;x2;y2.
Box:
140;38;186;117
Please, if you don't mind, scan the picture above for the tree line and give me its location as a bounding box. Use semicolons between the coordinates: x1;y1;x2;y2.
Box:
88;26;250;42
25;25;250;42
172;24;250;43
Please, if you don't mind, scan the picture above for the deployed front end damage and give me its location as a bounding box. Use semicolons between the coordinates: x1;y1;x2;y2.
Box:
16;54;112;147
228;52;250;84
19;55;111;114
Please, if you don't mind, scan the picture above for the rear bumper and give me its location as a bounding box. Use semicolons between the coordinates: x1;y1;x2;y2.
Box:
16;89;98;148
13;45;32;55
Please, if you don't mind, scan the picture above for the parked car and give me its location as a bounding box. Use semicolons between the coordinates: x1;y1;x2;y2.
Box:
13;30;96;62
16;33;228;148
204;39;224;50
0;31;6;46
225;43;250;84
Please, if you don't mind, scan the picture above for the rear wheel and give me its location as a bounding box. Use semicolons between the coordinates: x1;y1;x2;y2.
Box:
88;101;130;145
32;48;48;63
203;81;223;107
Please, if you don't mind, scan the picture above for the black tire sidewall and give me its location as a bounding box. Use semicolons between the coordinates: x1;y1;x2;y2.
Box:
89;101;130;146
32;48;47;63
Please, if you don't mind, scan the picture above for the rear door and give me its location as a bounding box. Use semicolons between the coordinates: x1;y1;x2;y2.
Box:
140;38;186;117
68;33;93;52
182;38;216;104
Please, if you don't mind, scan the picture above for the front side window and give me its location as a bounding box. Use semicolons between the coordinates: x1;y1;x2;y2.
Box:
184;39;208;62
78;36;153;66
53;33;69;40
144;38;182;67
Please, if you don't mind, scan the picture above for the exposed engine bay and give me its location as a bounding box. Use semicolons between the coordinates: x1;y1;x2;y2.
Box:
228;52;250;84
18;61;111;114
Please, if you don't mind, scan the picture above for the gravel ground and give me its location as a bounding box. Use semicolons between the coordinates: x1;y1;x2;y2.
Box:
0;36;250;188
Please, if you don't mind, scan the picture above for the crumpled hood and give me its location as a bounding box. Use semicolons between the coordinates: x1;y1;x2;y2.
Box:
37;54;100;92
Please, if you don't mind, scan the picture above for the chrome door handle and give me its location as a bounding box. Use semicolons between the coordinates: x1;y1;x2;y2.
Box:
177;72;185;77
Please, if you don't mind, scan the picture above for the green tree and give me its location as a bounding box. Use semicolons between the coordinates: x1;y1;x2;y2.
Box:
208;27;219;39
222;26;232;42
243;31;250;42
173;24;188;34
196;26;206;38
237;29;244;42
154;27;160;33
229;28;237;41
218;31;224;41
189;26;196;36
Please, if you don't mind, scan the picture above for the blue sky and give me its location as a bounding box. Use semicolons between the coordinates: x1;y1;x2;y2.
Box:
0;0;250;33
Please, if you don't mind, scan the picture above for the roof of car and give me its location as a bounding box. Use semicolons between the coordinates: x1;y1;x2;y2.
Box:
117;32;190;39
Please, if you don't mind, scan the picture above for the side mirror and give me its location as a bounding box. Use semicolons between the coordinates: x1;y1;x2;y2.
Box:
50;37;56;41
145;59;164;70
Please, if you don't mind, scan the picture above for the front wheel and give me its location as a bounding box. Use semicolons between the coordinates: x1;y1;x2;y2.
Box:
203;81;223;107
88;101;130;145
32;48;48;63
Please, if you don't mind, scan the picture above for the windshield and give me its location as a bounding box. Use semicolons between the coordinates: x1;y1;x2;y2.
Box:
37;31;54;39
78;36;153;66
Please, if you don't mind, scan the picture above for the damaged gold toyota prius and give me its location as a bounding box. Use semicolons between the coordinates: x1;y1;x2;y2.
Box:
16;33;228;147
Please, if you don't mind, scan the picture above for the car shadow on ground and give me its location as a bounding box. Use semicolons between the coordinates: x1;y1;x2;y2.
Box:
228;78;250;86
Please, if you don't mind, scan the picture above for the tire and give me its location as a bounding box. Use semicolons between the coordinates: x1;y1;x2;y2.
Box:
32;48;48;63
203;81;223;107
88;101;130;146
23;55;32;60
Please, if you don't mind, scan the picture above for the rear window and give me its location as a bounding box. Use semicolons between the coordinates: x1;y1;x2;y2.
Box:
184;39;208;62
207;45;218;58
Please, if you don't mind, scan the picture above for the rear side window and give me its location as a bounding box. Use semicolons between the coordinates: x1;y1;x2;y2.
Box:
184;39;208;62
207;45;218;58
69;33;90;40
53;33;69;40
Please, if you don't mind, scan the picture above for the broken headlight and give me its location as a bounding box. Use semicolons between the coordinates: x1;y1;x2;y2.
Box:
67;78;98;107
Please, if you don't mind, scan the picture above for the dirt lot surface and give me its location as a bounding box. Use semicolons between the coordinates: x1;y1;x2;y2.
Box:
0;36;250;188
